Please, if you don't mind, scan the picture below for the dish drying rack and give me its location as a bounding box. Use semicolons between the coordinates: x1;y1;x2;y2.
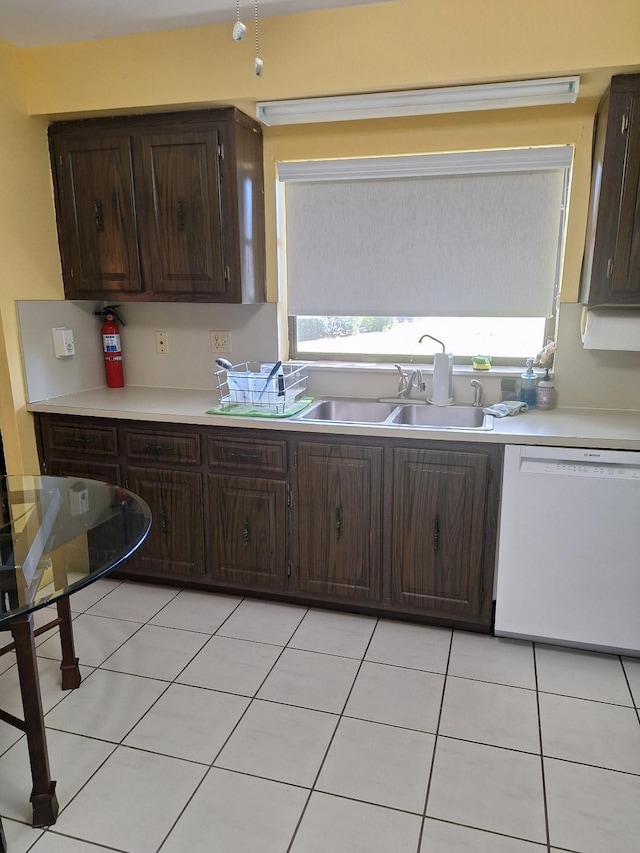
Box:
215;362;308;414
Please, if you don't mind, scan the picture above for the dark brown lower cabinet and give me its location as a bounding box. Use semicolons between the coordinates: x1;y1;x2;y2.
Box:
390;447;490;623
296;441;383;601
35;413;501;630
37;417;121;484
45;458;121;485
124;467;205;580
208;474;288;588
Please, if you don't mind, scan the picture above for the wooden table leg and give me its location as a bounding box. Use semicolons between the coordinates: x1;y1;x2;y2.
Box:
10;613;59;828
0;813;6;853
56;597;81;690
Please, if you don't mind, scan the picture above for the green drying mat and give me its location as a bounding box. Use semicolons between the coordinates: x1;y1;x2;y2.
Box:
206;397;314;419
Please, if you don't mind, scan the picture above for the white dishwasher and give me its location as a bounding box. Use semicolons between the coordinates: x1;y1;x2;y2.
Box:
494;444;640;656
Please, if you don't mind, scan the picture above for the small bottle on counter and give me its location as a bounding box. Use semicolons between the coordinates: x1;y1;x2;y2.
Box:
536;368;555;410
518;359;538;408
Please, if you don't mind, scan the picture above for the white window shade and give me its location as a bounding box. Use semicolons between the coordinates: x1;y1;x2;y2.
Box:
281;149;570;318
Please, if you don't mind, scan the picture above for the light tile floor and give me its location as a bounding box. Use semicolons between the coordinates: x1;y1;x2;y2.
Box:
1;579;639;853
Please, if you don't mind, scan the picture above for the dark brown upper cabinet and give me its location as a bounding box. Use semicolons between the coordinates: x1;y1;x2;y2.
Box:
583;74;640;306
48;109;266;303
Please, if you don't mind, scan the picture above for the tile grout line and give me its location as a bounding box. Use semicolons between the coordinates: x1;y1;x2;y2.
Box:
28;826;129;853
532;643;552;853
32;584;244;852
284;615;382;853
155;596;311;853
41;633;178;830
415;627;454;853
619;655;640;727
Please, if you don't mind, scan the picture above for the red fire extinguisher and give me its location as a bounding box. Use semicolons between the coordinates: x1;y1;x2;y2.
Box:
96;305;125;388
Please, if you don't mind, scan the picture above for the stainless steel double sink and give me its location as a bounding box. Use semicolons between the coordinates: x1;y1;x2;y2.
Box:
294;398;493;431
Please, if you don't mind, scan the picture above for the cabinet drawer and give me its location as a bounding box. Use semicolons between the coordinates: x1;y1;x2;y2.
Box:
124;430;200;465
47;458;121;485
207;436;287;474
41;421;118;457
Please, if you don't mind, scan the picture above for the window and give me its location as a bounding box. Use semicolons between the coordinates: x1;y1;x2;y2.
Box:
278;147;572;363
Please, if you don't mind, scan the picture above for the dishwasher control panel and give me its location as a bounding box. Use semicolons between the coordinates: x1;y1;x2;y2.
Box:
521;458;640;479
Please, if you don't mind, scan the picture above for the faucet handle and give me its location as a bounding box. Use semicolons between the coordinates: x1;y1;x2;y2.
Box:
394;364;410;397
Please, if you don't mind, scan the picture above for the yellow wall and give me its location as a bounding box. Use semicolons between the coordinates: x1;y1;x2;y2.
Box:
0;39;64;474
0;0;639;470
21;0;640;116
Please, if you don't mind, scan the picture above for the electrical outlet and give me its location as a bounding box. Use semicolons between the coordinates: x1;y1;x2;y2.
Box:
155;331;169;354
211;331;231;353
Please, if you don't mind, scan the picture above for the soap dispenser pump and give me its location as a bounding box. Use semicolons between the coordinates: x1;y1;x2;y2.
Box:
518;358;538;408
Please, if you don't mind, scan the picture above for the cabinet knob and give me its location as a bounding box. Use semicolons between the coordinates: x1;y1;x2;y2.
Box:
93;200;104;231
159;510;168;539
143;444;174;457
64;436;90;448
229;451;259;462
335;506;342;540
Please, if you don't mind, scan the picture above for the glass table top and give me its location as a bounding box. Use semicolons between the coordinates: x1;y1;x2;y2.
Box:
0;475;151;623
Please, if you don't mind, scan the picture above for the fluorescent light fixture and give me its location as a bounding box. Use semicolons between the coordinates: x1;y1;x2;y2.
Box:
256;76;580;126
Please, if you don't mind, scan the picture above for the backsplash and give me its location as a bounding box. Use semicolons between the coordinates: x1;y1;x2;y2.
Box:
17;301;279;401
16;299;640;411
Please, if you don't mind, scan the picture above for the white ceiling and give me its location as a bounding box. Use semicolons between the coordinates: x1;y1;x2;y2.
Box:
0;0;392;48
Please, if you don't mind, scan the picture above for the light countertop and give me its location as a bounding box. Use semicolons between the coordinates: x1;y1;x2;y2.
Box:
26;386;640;451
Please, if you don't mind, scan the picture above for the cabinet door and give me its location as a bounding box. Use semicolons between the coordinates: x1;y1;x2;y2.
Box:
587;75;640;305
125;467;205;579
137;130;226;296
51;135;142;297
391;448;488;618
296;442;382;600
209;474;288;588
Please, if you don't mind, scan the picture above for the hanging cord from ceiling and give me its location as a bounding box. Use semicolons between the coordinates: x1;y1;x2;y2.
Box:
232;0;247;40
232;0;263;76
254;0;263;76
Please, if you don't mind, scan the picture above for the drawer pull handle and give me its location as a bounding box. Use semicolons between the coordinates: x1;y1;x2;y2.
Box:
93;200;104;231
433;514;440;552
64;437;90;448
242;518;250;547
335;506;342;540
143;444;175;457
160;510;168;539
229;452;259;461
177;197;185;231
